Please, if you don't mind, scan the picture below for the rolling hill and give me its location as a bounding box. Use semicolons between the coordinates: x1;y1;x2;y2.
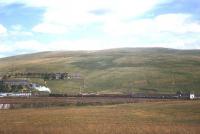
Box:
0;47;200;94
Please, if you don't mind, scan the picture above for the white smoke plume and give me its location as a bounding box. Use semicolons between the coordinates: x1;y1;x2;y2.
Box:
32;84;51;93
35;86;51;93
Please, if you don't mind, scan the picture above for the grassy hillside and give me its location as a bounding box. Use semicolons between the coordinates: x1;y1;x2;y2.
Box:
0;48;200;94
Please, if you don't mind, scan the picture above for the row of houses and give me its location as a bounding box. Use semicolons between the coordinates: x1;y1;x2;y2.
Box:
0;79;29;86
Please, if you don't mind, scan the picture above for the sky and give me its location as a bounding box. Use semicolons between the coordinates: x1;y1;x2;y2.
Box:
0;0;200;57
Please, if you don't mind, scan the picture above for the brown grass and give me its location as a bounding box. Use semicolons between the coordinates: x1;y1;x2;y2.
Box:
0;100;199;134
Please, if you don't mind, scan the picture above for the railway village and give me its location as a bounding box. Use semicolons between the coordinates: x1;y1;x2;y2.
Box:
0;72;198;99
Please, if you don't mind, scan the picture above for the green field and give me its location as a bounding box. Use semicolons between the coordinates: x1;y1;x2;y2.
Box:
0;100;199;134
1;48;200;94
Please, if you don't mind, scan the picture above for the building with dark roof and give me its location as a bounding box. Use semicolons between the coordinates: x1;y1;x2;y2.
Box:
0;80;29;86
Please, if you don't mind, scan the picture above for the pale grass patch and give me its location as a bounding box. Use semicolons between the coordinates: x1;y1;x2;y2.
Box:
0;100;199;134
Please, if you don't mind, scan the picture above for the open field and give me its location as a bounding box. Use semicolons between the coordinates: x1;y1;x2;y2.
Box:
0;100;199;134
1;48;200;94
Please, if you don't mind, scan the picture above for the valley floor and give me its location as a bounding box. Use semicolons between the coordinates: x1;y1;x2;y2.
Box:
0;100;199;134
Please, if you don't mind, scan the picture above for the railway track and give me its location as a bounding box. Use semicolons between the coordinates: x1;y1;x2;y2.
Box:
0;96;192;109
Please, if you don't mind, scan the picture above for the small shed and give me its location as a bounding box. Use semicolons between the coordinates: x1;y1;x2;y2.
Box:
190;93;195;100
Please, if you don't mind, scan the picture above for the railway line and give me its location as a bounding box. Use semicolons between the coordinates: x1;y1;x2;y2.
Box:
0;93;198;109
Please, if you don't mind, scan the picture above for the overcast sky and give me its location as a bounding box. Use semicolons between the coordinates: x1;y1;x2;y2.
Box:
0;0;200;57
